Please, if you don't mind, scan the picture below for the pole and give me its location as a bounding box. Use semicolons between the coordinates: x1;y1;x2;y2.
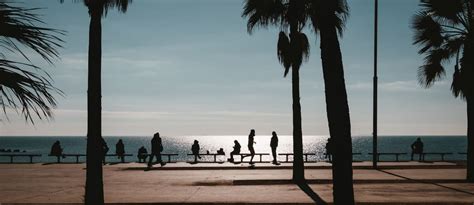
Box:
373;0;378;169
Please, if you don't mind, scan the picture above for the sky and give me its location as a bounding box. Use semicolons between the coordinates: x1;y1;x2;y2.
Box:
0;0;467;136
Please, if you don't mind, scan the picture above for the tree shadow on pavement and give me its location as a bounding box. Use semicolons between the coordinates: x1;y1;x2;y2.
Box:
297;181;328;205
377;169;474;196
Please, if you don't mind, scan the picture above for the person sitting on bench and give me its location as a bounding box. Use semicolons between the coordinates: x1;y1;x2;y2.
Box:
50;141;65;160
116;139;125;163
137;146;148;163
217;148;225;155
411;137;424;161
228;140;241;162
191;140;201;163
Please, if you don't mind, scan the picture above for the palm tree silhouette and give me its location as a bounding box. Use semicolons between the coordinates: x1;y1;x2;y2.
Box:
242;0;310;183
0;2;63;123
308;1;354;204
60;0;131;204
243;1;354;203
412;0;474;182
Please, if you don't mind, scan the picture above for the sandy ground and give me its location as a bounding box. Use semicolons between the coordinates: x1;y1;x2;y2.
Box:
0;162;474;204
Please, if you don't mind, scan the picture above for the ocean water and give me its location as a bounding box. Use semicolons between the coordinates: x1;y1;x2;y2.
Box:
0;135;468;163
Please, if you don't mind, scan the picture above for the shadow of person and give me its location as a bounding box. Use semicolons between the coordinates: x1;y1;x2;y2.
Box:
296;181;327;205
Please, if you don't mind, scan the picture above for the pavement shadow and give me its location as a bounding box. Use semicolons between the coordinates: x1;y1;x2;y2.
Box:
377;169;474;196
296;181;327;205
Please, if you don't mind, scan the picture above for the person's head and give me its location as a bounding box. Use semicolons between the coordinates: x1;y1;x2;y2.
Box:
234;140;238;144
250;129;255;135
55;140;60;144
194;140;198;144
417;137;421;141
119;139;123;143
272;131;277;137
154;132;160;138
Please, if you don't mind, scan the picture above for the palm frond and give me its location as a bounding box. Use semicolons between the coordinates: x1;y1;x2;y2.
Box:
277;31;291;77
242;0;285;34
417;48;451;87
420;0;464;24
60;0;131;17
412;11;443;54
451;65;465;98
288;32;310;70
309;0;349;37
0;59;63;123
0;2;65;63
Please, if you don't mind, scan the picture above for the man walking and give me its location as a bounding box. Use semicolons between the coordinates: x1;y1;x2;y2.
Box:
147;132;165;169
270;131;279;165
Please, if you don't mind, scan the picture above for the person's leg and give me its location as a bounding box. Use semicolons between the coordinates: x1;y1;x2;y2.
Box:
250;147;255;163
148;154;155;167
194;154;197;163
411;151;414;161
272;148;277;163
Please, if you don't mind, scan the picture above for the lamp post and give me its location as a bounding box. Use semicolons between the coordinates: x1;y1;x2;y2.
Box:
373;0;379;169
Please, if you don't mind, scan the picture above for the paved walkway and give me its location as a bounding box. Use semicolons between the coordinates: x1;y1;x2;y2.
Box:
0;162;473;204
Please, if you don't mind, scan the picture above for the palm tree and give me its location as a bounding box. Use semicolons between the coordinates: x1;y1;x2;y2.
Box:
308;1;354;204
243;1;354;203
412;0;474;181
0;2;63;123
243;0;310;183
60;0;131;204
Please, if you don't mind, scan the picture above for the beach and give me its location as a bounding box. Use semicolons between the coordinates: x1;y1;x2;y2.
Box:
1;162;474;204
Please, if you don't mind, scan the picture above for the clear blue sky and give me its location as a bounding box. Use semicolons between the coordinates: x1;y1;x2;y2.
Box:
0;0;466;136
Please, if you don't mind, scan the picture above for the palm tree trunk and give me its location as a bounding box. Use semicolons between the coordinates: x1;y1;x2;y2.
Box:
467;96;474;182
291;64;305;183
319;25;354;204
85;10;104;205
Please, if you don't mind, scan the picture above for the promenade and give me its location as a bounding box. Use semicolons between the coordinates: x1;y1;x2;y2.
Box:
1;162;474;204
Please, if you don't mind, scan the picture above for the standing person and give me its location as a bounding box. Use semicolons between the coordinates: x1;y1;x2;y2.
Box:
270;131;279;165
228;140;241;163
100;138;109;165
191;140;201;163
243;129;256;164
115;139;125;163
148;132;165;168
411;138;424;161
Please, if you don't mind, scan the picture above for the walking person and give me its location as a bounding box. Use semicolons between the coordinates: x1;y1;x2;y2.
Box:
191;140;201;163
270;131;279;165
147;132;165;169
242;129;256;164
115;139;125;163
325;138;333;162
411;137;424;161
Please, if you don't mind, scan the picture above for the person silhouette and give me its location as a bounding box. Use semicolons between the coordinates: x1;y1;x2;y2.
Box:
147;132;165;168
100;138;109;165
137;146;148;163
242;129;256;164
325;138;333;162
270;131;279;165
228;140;241;163
115;139;125;163
191;140;201;163
217;148;225;155
411;137;424;161
50;140;65;163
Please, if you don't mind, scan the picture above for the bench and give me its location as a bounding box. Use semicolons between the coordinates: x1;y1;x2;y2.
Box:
278;153;316;162
49;154;86;163
0;154;41;163
104;154;133;163
324;152;362;162
421;152;453;161
187;153;225;163
140;153;179;163
237;153;270;163
368;152;407;162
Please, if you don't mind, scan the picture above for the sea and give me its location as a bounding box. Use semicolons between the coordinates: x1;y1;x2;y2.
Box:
0;135;468;163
